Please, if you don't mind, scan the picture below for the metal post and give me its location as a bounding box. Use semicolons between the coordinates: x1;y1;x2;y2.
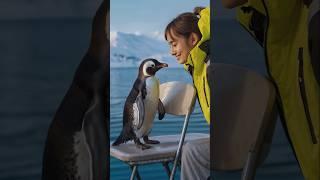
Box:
170;112;191;180
241;151;257;180
162;162;171;177
130;165;141;180
130;166;137;180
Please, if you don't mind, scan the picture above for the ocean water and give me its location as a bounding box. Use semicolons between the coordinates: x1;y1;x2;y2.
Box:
0;19;303;180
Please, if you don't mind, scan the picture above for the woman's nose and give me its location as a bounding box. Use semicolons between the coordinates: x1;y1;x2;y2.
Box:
170;47;176;56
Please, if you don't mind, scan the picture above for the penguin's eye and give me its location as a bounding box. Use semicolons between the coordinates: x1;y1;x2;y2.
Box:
151;64;155;67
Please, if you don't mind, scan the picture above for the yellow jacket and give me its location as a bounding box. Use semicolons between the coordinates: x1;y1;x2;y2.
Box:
237;0;320;179
184;7;210;124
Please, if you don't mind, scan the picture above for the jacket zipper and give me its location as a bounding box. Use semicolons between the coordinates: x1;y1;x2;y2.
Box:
203;77;209;107
298;47;318;144
261;0;318;148
188;56;209;110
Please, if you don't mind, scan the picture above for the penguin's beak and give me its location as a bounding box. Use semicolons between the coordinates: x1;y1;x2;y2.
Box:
157;63;168;69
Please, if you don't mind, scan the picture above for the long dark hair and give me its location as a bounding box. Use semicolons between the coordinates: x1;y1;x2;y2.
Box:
164;7;205;40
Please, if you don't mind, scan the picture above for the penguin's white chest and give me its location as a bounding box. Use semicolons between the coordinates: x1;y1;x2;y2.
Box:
135;77;159;137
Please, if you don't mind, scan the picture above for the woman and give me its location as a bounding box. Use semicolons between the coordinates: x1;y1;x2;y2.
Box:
165;6;211;180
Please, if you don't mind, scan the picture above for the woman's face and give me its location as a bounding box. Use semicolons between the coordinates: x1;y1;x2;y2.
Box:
166;31;197;64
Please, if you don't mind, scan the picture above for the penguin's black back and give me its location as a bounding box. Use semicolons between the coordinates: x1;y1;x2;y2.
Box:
112;78;146;145
42;1;109;180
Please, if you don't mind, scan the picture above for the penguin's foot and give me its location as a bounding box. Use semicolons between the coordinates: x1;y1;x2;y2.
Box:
143;136;160;144
134;138;151;150
136;143;151;150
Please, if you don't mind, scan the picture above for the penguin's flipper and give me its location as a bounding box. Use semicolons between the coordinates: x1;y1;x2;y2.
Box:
141;81;147;99
158;99;165;120
132;94;145;129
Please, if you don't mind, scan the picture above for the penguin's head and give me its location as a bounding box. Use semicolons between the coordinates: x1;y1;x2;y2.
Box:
139;58;168;77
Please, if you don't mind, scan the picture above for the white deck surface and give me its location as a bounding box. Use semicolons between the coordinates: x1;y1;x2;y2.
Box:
110;133;209;163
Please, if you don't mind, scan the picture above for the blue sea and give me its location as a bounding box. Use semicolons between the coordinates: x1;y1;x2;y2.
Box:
0;19;303;180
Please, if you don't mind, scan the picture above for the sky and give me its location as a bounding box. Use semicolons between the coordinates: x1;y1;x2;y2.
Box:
0;1;235;21
111;0;236;37
111;0;211;36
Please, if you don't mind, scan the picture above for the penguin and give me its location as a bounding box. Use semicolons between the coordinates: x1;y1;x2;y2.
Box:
112;58;168;150
42;1;109;180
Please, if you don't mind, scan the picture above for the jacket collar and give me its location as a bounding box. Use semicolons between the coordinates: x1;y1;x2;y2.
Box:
184;7;210;73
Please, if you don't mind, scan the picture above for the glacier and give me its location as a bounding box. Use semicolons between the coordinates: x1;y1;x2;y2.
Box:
110;32;178;68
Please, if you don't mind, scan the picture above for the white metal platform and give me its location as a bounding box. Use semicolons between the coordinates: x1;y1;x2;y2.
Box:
110;133;209;164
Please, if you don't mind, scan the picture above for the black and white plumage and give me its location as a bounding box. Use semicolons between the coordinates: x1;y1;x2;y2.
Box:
112;58;167;150
42;1;109;180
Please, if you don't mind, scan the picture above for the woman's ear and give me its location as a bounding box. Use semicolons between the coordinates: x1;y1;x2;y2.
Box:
189;32;200;46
